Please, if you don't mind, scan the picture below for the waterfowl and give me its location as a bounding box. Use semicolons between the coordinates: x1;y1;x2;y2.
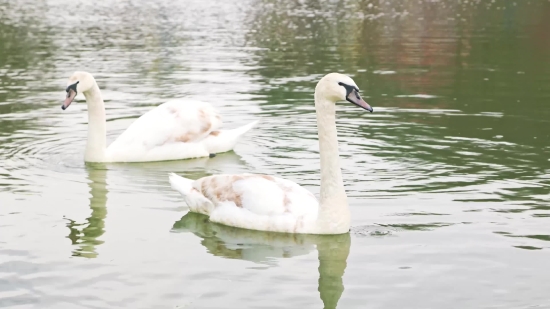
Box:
61;71;257;163
169;73;372;234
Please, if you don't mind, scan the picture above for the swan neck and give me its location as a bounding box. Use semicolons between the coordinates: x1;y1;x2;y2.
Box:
314;94;350;233
83;83;107;162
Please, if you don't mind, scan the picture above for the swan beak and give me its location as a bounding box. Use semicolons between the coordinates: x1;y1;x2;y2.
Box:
62;88;77;110
347;89;373;113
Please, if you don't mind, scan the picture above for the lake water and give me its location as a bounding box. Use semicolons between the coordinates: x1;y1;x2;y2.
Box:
1;0;549;308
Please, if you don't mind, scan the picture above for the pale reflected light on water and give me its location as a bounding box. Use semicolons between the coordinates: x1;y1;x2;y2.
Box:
1;0;550;308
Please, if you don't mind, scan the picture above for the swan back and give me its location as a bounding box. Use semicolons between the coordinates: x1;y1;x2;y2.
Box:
106;100;222;161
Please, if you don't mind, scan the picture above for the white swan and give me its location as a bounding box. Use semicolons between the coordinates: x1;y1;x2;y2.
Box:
169;73;373;234
61;71;257;163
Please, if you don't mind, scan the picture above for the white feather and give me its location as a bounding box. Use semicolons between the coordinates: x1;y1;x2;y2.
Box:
63;72;257;163
169;173;319;233
168;72;370;234
106;100;256;162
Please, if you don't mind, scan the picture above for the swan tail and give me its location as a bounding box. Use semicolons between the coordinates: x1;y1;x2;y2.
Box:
168;173;213;215
204;120;258;154
169;173;194;196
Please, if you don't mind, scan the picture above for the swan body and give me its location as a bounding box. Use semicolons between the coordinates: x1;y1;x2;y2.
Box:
61;71;257;163
169;73;373;234
169;173;320;233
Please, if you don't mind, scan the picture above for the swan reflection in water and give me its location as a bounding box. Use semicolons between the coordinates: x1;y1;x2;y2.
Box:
108;150;251;188
66;164;108;258
65;151;248;258
173;212;350;309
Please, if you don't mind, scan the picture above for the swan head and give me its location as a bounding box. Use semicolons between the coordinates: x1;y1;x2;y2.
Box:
61;71;96;110
315;73;373;112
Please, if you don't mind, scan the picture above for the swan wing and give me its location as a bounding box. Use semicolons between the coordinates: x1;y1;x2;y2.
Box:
106;100;222;160
169;173;319;233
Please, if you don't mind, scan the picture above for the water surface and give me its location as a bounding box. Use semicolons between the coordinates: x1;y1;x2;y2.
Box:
1;0;549;308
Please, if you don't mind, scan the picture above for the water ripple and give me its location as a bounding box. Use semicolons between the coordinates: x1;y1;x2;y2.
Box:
1;0;550;308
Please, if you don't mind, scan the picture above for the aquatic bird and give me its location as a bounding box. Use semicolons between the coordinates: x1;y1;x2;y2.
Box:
169;73;373;234
61;71;257;163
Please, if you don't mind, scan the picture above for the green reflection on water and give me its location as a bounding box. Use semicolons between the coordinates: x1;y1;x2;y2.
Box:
66;164;108;258
0;0;550;306
173;212;351;309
